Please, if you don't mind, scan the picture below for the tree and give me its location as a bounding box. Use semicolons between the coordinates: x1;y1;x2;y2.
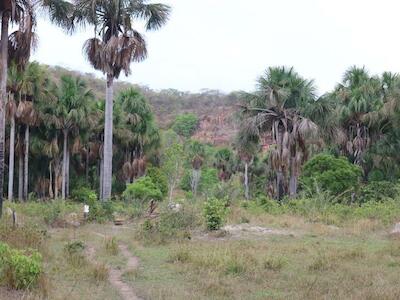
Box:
162;143;184;203
70;0;171;200
0;0;73;214
214;147;233;182
187;140;205;197
240;67;319;199
234;129;259;200
117;88;157;184
42;75;94;199
329;66;382;166
172;113;199;138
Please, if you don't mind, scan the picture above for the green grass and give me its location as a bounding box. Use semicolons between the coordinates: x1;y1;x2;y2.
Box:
2;198;400;299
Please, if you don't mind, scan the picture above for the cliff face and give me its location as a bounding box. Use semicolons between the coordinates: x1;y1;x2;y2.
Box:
192;106;237;146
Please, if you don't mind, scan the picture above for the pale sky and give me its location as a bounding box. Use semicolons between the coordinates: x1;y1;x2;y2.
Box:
32;0;400;94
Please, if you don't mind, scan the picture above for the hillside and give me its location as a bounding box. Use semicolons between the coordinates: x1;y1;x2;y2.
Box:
46;65;240;146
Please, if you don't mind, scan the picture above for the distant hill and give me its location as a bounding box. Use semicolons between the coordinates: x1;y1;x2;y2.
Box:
46;65;240;146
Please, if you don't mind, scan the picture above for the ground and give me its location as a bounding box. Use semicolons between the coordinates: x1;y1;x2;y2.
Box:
1;203;400;300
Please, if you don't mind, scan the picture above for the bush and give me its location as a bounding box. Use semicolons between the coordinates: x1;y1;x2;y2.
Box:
358;181;400;203
0;242;42;289
203;197;228;230
87;200;116;223
300;154;362;196
71;187;97;203
146;166;168;196
172;113;199;138
136;206;198;244
123;176;163;203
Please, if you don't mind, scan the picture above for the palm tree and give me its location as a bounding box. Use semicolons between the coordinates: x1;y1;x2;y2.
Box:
70;0;170;200
117;88;158;183
41;75;94;199
234;129;259;200
240;67;318;199
187;140;205;197
214;148;233;182
329;67;382;166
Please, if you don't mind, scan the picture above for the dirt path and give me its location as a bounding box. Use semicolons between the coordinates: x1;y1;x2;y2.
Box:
87;231;142;300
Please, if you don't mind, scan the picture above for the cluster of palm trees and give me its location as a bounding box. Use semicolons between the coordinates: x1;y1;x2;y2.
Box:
239;66;400;199
5;63;160;204
0;0;171;215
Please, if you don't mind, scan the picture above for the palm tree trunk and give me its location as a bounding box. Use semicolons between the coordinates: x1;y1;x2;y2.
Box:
23;125;29;200
86;148;89;184
244;162;249;200
289;157;298;198
49;162;54;199
102;74;114;201
0;11;10;216
8;115;15;201
62;129;68;199
54;158;60;199
66;148;70;197
99;157;103;198
18;153;23;200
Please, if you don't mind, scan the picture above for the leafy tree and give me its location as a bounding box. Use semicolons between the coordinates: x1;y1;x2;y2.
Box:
172;113;199;138
122;176;162;203
161;143;184;202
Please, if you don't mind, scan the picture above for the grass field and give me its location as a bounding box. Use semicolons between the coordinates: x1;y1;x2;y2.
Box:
1;200;400;300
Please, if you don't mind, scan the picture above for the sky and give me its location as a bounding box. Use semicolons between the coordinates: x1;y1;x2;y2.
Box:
32;0;400;94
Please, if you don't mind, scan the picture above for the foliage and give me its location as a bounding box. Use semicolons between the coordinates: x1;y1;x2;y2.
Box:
122;176;163;203
203;197;228;230
161;143;185;201
0;242;42;289
146;166;168;196
180;168;219;196
358;181;400;203
64;240;86;256
136;205;198;244
71;187;97;203
300;154;362;196
172;113;199;138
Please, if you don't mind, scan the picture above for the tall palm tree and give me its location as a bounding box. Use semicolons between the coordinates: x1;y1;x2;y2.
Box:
41;75;93;199
70;0;170;200
240;67;318;199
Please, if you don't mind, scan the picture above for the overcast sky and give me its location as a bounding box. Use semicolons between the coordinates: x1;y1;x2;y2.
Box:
32;0;400;94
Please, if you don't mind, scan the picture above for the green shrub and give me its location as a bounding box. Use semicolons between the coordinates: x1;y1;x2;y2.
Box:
64;241;86;256
0;242;42;289
87;200;116;223
123;176;163;203
358;181;400;203
172;113;199;138
300;154;362;196
203;197;228;230
70;187;97;203
146;166;168;196
136;206;198;244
